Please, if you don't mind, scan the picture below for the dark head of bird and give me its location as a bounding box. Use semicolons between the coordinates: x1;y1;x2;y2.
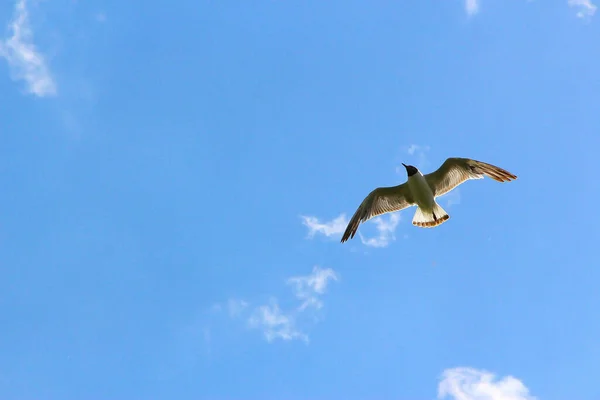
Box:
402;163;419;177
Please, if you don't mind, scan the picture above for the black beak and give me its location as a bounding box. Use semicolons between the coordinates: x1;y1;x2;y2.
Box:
402;163;407;169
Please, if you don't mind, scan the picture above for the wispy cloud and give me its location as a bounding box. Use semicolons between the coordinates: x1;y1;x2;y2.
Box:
226;298;249;317
463;0;596;18
568;0;597;17
287;266;338;311
399;144;431;172
95;12;107;23
213;266;338;343
438;367;537;400
0;0;56;97
209;298;248;317
203;327;211;356
406;144;429;156
440;188;461;208
465;0;480;15
248;299;308;343
302;212;402;248
406;144;420;156
359;213;401;248
301;214;348;239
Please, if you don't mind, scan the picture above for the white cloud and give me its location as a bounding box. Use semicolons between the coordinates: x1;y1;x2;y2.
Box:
568;0;597;17
407;144;420;155
438;367;537;400
209;298;249;317
214;266;339;344
0;0;56;97
302;212;402;248
95;12;107;23
248;299;308;343
226;298;249;317
399;144;431;172
359;213;401;248
203;327;211;355
465;0;480;15
440;187;461;208
462;0;596;17
287;266;338;311
209;303;223;313
301;214;348;239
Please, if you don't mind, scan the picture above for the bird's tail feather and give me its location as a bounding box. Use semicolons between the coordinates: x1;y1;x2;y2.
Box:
412;202;450;228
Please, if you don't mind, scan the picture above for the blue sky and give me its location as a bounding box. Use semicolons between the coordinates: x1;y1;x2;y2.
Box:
1;0;599;399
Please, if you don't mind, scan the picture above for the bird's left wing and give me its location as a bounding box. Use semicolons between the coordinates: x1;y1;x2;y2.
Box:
425;157;517;198
341;184;413;243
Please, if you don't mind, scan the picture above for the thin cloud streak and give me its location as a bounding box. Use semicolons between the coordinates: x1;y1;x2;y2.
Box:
439;188;461;208
95;12;107;23
227;299;248;317
463;0;596;18
0;0;56;97
301;214;348;239
287;266;338;311
248;299;308;343
438;367;537;400
302;212;402;248
359;213;401;248
399;144;431;172
465;0;480;15
568;0;597;17
215;266;338;343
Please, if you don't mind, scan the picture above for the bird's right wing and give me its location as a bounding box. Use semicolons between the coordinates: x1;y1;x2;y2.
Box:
341;184;413;243
425;157;517;197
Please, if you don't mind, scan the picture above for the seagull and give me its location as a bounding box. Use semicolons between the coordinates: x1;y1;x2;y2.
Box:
340;157;517;243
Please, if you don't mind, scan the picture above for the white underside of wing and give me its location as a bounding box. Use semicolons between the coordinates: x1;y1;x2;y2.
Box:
430;167;482;196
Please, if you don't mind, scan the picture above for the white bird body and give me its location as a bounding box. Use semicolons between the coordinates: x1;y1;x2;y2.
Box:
406;170;434;212
405;169;450;228
340;157;517;243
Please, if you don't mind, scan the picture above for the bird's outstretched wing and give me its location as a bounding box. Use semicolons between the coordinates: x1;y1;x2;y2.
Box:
341;184;414;243
425;158;517;197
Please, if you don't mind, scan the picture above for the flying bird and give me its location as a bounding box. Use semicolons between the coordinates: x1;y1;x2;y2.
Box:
340;157;517;243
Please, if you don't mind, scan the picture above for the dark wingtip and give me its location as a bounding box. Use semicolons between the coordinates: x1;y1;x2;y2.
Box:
340;224;357;244
340;231;351;243
340;231;349;243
